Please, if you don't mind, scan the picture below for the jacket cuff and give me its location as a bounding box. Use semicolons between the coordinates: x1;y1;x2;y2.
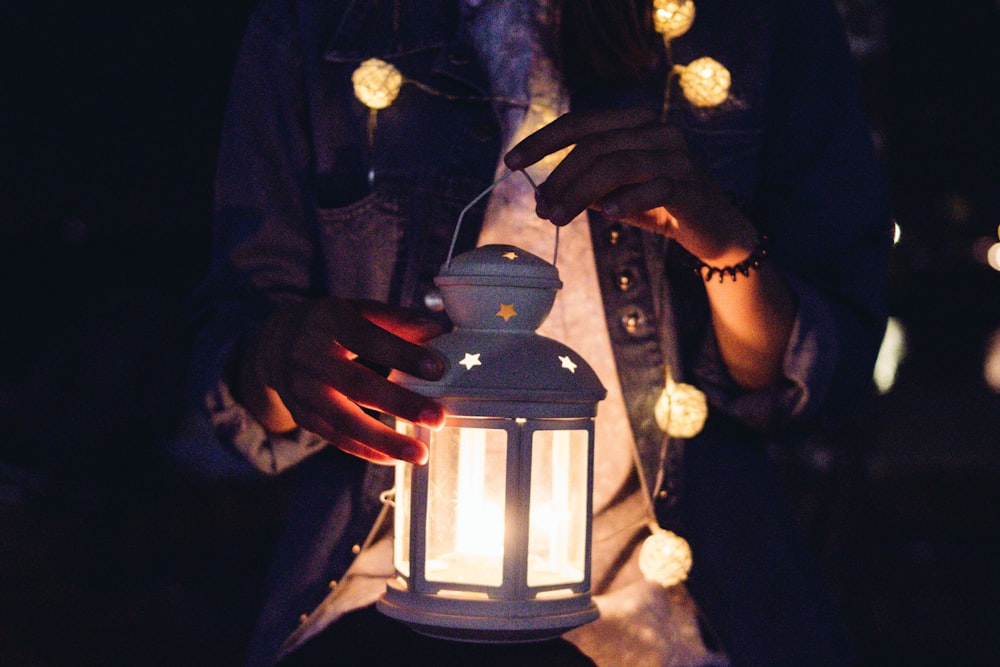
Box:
202;334;328;474
692;274;838;431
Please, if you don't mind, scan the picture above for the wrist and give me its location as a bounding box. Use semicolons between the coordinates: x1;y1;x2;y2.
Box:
692;234;770;283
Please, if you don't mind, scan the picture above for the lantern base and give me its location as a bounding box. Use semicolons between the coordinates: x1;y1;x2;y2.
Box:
377;579;598;643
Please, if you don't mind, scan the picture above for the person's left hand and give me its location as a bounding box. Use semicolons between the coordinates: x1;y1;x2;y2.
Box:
504;107;758;265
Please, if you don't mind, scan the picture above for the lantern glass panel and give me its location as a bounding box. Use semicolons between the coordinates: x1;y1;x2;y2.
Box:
393;459;412;578
527;428;589;587
393;421;416;577
425;425;508;586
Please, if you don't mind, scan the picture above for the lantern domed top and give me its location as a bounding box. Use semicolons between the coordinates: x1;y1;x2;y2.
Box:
402;244;606;418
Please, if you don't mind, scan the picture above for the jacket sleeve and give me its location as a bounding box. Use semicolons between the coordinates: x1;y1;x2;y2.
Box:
186;0;327;474
692;0;893;432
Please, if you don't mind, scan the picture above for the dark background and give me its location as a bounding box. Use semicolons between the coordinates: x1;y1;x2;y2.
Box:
1;1;998;665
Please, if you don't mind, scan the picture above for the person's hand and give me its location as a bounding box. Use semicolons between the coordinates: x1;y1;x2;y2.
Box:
506;107;797;390
504;107;758;265
237;297;447;465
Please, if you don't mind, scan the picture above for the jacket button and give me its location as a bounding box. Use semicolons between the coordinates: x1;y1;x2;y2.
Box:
605;223;623;246
615;270;633;292
423;288;444;312
620;306;648;336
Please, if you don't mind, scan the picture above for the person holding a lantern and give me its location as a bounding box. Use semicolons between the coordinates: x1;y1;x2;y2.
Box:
186;0;891;664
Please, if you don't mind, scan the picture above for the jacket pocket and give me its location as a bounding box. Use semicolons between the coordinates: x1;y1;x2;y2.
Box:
316;191;406;302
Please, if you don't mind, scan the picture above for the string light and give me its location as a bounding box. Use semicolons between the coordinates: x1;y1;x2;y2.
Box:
654;367;708;438
987;242;1000;272
639;524;693;588
352;57;404;157
984;329;1000;393
873;317;907;395
655;1;731;115
352;58;403;110
674;57;732;108
652;0;696;40
352;1;730;126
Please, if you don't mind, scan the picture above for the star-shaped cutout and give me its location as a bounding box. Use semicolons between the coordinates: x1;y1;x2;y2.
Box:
559;355;577;373
501;251;518;260
496;303;517;321
459;353;482;370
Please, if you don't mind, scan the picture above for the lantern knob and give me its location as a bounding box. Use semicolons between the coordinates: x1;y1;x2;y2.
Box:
435;244;562;331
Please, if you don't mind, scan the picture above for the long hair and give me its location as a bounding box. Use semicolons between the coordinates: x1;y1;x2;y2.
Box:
551;0;660;90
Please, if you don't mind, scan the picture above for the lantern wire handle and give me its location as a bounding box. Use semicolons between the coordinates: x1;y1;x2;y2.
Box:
446;169;560;269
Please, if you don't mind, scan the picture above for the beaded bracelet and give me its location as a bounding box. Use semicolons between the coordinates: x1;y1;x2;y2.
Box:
694;235;769;283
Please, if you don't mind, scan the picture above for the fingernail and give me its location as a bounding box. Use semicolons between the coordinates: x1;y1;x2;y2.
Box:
535;198;550;219
549;205;568;226
420;355;444;379
419;406;445;429
504;149;522;169
405;443;429;466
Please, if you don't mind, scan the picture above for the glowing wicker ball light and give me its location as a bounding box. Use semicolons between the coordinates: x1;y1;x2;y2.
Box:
639;525;693;588
352;57;403;110
652;0;696;40
644;366;701;588
654;368;708;439
674;57;731;108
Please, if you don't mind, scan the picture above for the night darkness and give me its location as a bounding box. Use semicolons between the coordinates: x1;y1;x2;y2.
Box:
1;2;998;665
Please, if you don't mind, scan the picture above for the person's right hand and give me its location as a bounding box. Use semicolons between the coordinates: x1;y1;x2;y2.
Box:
236;297;447;465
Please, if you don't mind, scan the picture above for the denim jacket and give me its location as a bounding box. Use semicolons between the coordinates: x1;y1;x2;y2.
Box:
188;0;891;663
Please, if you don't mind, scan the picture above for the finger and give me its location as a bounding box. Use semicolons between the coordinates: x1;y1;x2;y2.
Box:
330;432;398;465
600;177;683;223
306;299;445;381
299;411;405;466
542;122;687;198
291;381;431;464
505;108;659;170
317;356;446;428
540;148;680;226
601;177;752;261
536;127;689;226
352;299;447;343
333;441;398;466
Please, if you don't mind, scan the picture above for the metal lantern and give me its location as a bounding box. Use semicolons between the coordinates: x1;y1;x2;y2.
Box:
377;243;606;642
